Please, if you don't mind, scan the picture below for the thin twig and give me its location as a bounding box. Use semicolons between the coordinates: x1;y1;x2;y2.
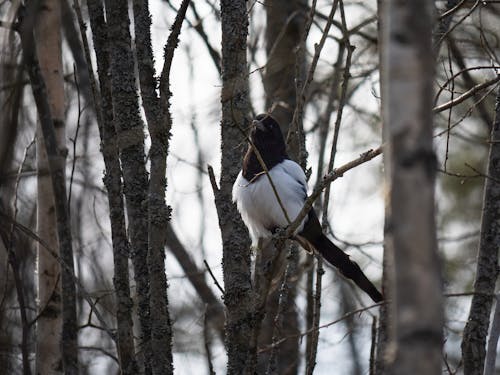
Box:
434;83;499;137
287;0;339;146
233;122;292;224
72;0;104;131
260;300;385;353
433;75;500;113
305;255;323;375
465;162;500;184
204;259;225;295
433;65;498;106
306;5;354;366
203;304;217;375
0;211;116;341
207;164;220;194
435;0;481;48
438;0;469;20
265;244;299;375
68;65;83;209
369;316;377;375
283;146;383;242
9;139;35;375
444;45;455;171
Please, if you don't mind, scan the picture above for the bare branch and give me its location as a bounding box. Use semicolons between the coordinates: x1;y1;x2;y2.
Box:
433;76;500;113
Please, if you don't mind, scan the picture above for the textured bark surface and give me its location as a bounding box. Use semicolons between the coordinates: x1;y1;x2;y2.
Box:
380;1;444;374
103;1;152;373
218;1;254;373
258;1;306;372
86;1;138;373
133;0;190;373
461;86;500;375
31;1;77;373
131;0;175;372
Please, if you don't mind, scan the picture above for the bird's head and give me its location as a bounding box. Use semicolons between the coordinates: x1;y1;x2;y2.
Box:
249;113;287;157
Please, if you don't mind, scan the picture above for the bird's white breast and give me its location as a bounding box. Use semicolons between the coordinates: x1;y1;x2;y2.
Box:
232;159;308;247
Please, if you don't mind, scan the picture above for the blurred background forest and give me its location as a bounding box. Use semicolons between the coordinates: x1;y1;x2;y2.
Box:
0;0;499;374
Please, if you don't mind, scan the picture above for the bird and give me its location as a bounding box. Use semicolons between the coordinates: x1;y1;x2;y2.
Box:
232;113;383;303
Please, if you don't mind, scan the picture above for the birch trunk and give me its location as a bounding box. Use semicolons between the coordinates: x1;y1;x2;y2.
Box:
19;1;79;372
380;1;444;374
34;1;70;373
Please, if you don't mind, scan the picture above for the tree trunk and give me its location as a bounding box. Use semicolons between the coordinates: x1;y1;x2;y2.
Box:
264;0;305;143
217;1;253;374
258;1;307;373
33;1;76;373
86;1;139;373
461;85;500;375
375;2;389;373
380;1;444;374
103;0;152;372
132;0;182;373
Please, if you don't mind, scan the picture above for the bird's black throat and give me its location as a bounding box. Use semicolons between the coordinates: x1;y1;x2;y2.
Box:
242;114;288;181
242;148;288;181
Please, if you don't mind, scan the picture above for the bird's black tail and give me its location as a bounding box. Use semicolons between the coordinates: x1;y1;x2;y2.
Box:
309;234;383;303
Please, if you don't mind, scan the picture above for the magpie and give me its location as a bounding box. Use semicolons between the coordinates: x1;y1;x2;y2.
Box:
232;114;383;303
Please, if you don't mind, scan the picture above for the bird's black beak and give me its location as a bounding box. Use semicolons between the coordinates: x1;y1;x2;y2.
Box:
252;119;266;132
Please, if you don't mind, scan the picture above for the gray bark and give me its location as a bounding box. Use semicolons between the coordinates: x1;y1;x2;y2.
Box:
461;85;500;375
86;1;139;373
217;1;254;373
265;244;300;375
102;0;152;372
132;0;191;373
380;1;444;374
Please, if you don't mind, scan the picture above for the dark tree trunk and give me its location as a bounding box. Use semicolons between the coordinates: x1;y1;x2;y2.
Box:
86;1;139;373
461;85;500;375
101;0;152;372
216;1;253;374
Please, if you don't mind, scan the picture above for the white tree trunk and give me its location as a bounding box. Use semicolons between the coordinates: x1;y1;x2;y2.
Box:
380;1;444;374
35;1;66;373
